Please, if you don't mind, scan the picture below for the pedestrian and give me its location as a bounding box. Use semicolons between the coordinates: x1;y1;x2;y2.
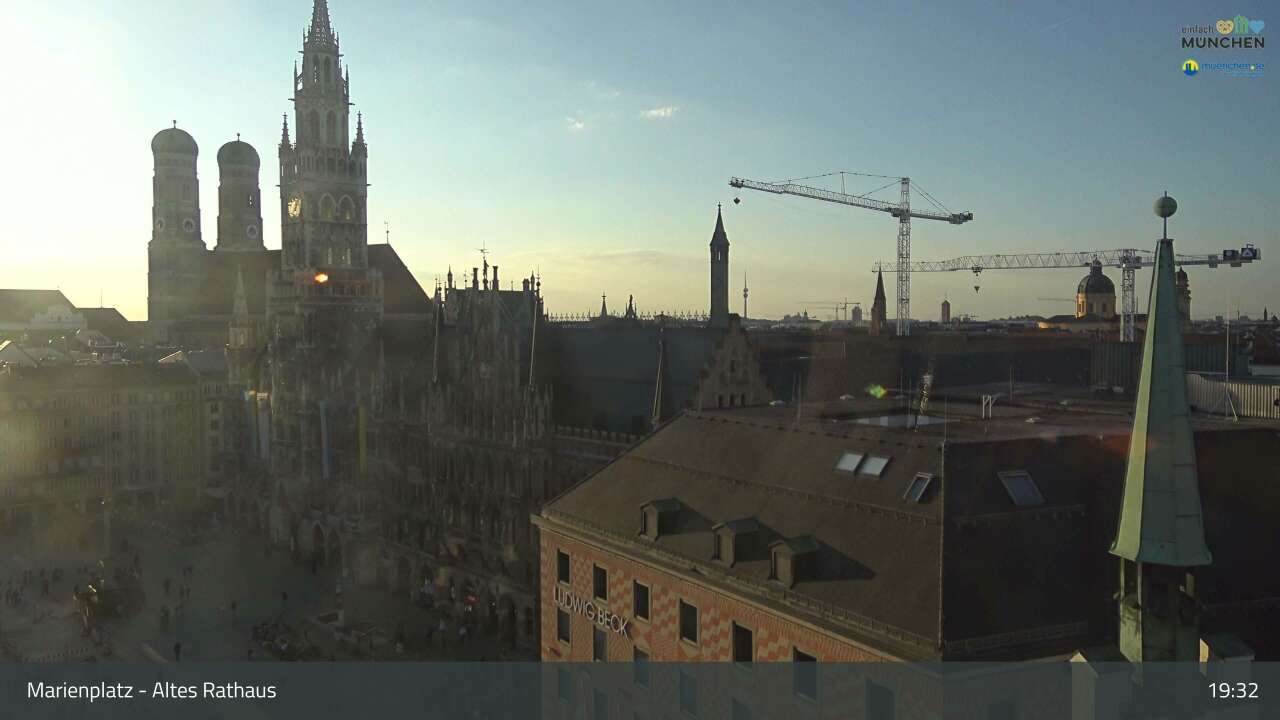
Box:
437;618;447;648
173;640;182;662
458;624;467;645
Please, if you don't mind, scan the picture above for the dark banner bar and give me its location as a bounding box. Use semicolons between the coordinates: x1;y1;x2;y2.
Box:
1;662;1273;719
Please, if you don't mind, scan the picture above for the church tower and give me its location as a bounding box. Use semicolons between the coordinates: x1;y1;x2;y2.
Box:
216;137;264;252
267;0;382;481
278;0;368;271
1110;196;1211;670
709;205;730;327
148;124;208;343
869;269;888;336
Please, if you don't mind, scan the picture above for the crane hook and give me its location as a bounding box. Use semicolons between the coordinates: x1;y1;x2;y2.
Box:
733;197;741;205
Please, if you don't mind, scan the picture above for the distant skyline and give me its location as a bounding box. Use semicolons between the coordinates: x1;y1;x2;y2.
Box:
3;0;1276;322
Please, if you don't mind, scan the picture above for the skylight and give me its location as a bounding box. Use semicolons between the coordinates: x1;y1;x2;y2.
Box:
998;470;1044;507
835;452;864;473
859;455;890;477
903;473;932;502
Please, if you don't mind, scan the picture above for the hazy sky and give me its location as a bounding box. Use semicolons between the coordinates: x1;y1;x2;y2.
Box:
3;0;1276;322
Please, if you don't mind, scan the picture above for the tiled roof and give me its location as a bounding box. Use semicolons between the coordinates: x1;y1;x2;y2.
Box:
0;289;75;323
546;412;945;652
188;245;431;318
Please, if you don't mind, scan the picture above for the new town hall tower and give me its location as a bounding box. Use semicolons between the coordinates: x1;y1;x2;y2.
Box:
266;0;382;481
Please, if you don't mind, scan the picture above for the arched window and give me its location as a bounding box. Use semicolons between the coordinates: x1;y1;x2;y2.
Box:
326;112;335;143
320;195;335;221
338;196;354;222
308;111;320;142
324;57;331;84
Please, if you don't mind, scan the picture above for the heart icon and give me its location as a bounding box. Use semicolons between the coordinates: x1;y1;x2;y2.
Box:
1250;19;1265;33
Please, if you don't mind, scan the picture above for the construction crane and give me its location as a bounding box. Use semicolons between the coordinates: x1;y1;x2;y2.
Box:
799;299;860;321
730;172;973;336
874;244;1261;341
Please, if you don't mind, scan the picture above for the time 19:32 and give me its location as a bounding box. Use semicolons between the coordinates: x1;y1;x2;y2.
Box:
1211;682;1259;700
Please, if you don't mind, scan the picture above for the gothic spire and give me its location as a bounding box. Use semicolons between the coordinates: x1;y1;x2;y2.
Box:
874;269;886;304
354;112;365;145
307;0;334;43
1110;197;1211;567
710;203;729;248
280;113;291;146
600;293;608;318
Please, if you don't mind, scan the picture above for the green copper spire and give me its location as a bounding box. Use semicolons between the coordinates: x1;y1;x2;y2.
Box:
1110;195;1211;566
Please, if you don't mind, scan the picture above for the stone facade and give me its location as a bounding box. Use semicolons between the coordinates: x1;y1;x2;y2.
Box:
0;365;203;535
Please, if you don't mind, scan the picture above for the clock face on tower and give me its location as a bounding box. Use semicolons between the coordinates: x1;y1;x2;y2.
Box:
287;196;302;219
246;225;259;239
182;218;196;234
154;218;165;232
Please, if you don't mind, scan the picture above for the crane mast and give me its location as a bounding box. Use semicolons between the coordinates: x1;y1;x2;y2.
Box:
730;175;971;336
874;244;1261;341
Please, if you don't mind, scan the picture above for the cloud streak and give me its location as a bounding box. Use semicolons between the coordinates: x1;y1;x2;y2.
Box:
640;105;678;119
566;116;585;131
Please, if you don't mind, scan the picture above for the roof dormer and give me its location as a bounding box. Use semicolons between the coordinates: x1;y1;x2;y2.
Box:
769;535;819;589
711;517;760;566
639;498;681;540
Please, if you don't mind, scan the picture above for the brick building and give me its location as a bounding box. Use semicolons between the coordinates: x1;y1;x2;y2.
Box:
534;399;1280;665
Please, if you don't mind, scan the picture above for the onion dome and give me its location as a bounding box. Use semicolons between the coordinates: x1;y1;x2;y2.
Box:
151;126;198;155
217;137;260;167
1077;259;1115;294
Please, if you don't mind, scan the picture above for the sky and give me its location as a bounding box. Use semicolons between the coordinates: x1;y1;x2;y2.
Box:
2;0;1276;322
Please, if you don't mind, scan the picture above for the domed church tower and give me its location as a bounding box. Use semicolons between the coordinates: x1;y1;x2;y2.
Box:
216;137;264;252
148;124;208;343
1075;258;1117;319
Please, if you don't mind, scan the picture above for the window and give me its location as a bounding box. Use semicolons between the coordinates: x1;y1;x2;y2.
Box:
835;451;864;473
593;627;607;661
633;647;650;687
557;609;570;644
903;472;932;502
712;533;722;560
793;649;817;700
679;600;698;644
633;581;650;621
593;564;608;601
639;509;649;536
679;671;697;716
866;679;894;719
557;667;571;703
998;470;1045;507
557;550;570;584
859;455;890;477
732;623;753;664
